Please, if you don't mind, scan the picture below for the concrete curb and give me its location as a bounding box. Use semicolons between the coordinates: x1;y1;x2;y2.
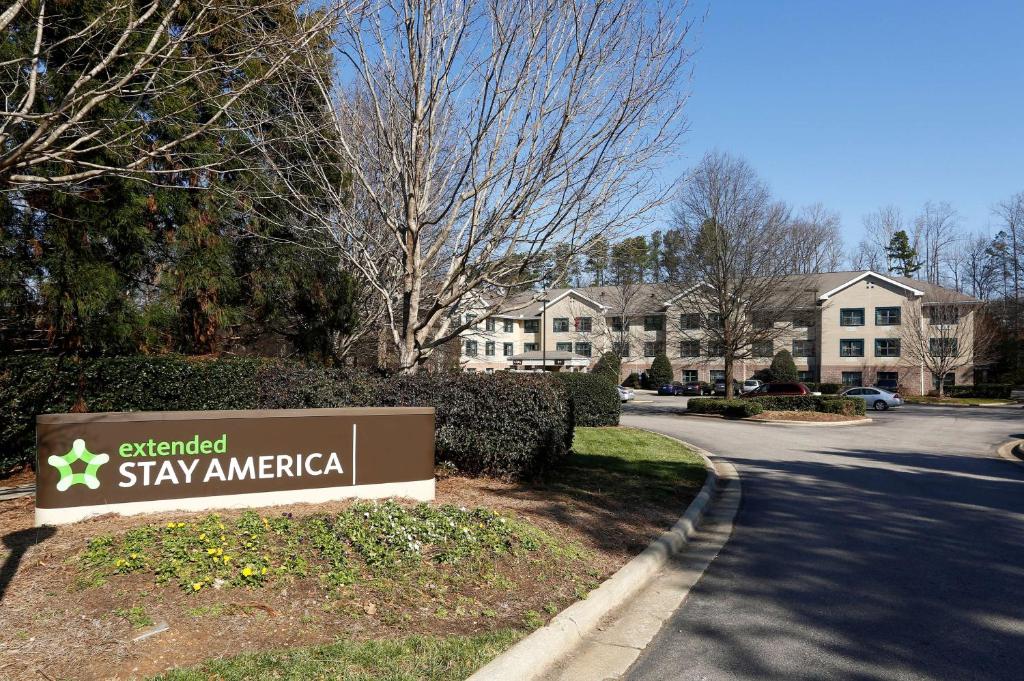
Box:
681;412;872;427
909;401;1022;409
0;483;35;502
467;436;720;681
996;440;1024;466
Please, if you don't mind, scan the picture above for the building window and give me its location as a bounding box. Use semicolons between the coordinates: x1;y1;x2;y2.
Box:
553;317;570;332
710;370;725;382
840;308;865;326
751;341;773;358
574;316;592;332
875;306;901;325
610;316;624;332
933;372;956;389
792;340;815;357
465;313;477;326
877;371;899;384
752;313;774;330
842;371;863;387
679;340;700;357
682;370;698;383
707;313;723;328
840;339;864;357
524;319;540;333
556;342;573;352
929;338;958;356
503;342;514;356
503;319;514;333
464;340;478;357
680;313;699;330
643;315;664;331
612;341;630;357
793;313;814;328
706;342;725;357
523;343;539;352
798;370;816;382
931;305;960;325
485;318;495;332
643;341;663;357
574;342;592;357
875;338;900;357
485;341;495;357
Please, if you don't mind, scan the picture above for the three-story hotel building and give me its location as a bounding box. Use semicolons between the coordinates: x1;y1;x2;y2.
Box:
458;270;980;394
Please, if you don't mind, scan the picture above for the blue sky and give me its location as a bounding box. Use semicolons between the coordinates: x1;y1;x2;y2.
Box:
665;0;1024;245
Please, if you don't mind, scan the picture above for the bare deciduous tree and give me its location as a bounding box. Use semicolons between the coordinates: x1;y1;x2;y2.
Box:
788;203;844;273
666;152;814;398
915;201;961;285
253;0;692;372
0;0;329;189
992;191;1024;306
850;204;912;273
899;292;996;396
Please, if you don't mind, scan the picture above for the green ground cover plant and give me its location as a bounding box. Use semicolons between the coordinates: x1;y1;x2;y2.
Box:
80;502;555;594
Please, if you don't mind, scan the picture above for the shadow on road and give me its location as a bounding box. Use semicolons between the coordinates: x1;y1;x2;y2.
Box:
630;442;1024;680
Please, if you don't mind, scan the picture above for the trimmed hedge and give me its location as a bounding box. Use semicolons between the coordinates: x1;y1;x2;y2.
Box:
0;356;573;479
747;395;866;416
553;372;621;427
687;398;764;418
687;395;864;417
945;383;1013;399
803;382;842;395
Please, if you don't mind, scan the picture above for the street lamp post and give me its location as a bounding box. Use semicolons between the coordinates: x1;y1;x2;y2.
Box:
541;293;549;372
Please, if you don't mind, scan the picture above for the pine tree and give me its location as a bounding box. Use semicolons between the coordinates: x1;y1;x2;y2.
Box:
886;230;922;277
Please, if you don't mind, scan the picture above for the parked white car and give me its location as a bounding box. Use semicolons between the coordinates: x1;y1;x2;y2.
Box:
617;386;635;402
840;386;903;411
740;379;763;394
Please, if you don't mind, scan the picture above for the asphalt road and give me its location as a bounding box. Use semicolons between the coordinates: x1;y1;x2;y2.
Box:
621;396;1024;681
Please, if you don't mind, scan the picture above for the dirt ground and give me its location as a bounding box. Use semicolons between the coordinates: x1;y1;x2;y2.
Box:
0;466;693;681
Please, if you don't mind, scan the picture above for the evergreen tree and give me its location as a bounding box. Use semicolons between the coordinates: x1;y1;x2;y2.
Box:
649;230;663;283
585;237;610;285
648;353;674;386
592;351;622;384
886;230;922;277
766;349;799;382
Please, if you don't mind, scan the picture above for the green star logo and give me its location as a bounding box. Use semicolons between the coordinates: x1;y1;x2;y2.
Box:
47;439;109;491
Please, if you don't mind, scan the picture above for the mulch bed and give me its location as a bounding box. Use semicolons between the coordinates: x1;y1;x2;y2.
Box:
0;464;692;680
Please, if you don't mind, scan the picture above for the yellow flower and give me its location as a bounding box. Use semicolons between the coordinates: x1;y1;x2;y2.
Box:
192;582;203;591
207;548;217;555
223;555;232;563
177;522;186;528
219;523;225;530
199;533;206;540
242;566;253;577
220;535;226;542
166;522;175;528
261;567;268;575
216;548;223;555
130;553;138;559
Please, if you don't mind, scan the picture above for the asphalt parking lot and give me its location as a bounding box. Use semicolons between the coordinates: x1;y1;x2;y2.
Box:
621;395;1024;681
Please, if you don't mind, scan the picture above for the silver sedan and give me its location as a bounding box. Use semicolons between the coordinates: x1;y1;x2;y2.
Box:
840;386;903;411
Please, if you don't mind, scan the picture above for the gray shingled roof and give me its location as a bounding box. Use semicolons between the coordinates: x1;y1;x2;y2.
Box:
490;271;976;317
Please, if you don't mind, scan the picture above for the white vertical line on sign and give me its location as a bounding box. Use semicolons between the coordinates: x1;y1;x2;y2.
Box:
352;423;357;486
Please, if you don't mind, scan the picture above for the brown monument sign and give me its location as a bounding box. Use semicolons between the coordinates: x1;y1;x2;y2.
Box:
35;407;435;526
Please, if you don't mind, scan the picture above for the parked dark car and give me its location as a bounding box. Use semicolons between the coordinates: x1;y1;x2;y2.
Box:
657;382;686;396
681;381;712;396
741;382;812;397
712;379;743;396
